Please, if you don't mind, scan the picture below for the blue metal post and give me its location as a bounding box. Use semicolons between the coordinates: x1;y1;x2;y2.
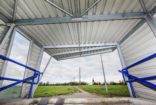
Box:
28;72;36;98
124;70;136;97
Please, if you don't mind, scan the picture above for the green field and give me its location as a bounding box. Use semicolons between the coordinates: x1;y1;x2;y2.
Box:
34;85;129;98
34;86;79;98
81;85;130;97
0;86;22;99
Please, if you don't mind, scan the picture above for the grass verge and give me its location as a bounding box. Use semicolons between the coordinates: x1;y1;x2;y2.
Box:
81;85;130;97
34;86;78;98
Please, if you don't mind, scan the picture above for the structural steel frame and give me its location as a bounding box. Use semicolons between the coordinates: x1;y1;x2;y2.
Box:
119;53;156;97
0;0;156;98
117;44;134;97
0;54;41;98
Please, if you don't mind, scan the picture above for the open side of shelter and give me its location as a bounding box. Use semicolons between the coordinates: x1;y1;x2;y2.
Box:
0;0;156;102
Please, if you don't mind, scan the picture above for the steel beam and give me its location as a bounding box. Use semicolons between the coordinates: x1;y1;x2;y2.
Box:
52;46;115;56
14;12;145;26
0;24;15;50
119;19;145;44
139;0;148;13
45;0;73;17
12;0;18;21
150;6;156;15
0;12;9;23
44;43;117;49
57;49;112;60
145;14;156;37
81;0;101;16
117;44;134;97
119;5;156;45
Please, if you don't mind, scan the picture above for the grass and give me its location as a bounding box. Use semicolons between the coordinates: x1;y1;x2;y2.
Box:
34;86;79;98
81;85;130;97
0;86;21;99
34;85;130;98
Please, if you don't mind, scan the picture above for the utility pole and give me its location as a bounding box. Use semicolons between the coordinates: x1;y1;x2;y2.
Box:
100;54;108;93
79;67;81;85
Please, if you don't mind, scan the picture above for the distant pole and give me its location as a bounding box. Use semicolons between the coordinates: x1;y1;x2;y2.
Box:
73;76;75;82
100;54;108;93
79;67;81;85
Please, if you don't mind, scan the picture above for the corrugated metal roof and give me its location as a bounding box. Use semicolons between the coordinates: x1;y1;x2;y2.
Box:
19;19;140;45
15;0;143;19
0;0;156;60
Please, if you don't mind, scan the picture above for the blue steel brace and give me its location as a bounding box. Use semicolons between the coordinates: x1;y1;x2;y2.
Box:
119;53;156;97
0;54;41;98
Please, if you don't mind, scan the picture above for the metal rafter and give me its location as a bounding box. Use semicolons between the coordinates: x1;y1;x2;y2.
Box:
45;0;73;17
81;0;102;16
51;46;115;56
57;49;112;61
0;12;9;23
119;5;156;44
44;43;117;49
119;19;146;44
139;0;148;13
14;12;145;26
145;15;156;37
140;0;156;37
12;0;18;21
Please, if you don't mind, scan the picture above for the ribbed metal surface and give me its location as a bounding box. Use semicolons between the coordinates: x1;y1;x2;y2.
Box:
19;19;140;60
0;26;10;75
15;0;143;19
0;0;14;20
21;43;41;98
0;0;156;100
0;0;155;60
121;23;156;100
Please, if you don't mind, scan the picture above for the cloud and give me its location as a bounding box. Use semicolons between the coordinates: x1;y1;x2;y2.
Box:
3;32;123;85
41;50;123;84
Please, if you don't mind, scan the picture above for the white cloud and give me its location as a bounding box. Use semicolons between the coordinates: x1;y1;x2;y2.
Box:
41;50;123;84
3;32;123;85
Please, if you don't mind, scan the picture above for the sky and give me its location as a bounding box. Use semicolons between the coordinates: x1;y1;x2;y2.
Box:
41;50;123;84
4;32;123;85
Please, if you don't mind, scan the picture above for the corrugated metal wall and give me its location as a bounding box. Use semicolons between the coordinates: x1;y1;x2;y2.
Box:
21;43;42;98
120;23;156;100
0;26;13;79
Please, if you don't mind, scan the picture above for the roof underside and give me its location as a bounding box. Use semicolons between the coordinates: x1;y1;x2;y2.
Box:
0;0;156;60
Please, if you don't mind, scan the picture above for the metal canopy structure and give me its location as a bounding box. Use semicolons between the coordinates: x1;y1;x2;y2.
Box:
1;0;156;99
0;0;155;60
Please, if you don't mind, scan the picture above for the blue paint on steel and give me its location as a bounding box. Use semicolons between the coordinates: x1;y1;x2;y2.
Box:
124;70;135;97
28;72;35;98
123;53;156;70
0;54;41;98
0;75;35;91
119;53;156;97
0;55;40;73
0;77;38;84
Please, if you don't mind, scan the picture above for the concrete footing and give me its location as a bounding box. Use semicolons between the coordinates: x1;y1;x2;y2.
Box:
0;97;156;105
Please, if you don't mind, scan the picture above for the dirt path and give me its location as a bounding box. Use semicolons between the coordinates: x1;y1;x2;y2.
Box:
54;86;101;98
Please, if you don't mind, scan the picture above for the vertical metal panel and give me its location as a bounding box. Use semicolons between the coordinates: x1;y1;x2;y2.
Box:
120;23;156;100
21;43;41;98
0;26;15;87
